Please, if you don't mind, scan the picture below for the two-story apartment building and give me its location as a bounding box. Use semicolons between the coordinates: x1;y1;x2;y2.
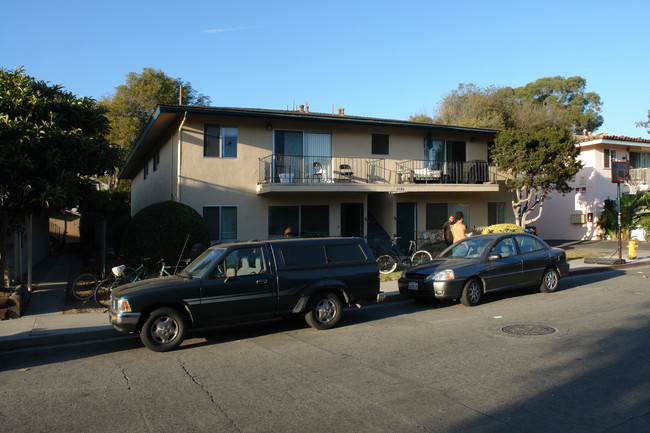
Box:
119;105;515;250
535;133;650;240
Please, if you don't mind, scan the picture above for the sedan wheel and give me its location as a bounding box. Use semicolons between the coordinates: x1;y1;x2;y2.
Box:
460;278;482;306
540;268;559;293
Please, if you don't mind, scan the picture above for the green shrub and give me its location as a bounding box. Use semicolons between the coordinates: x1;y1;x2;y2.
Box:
120;201;210;267
481;223;525;234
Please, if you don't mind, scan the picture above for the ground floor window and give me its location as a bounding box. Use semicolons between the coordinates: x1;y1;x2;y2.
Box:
425;203;470;231
203;206;237;241
268;205;329;237
488;202;507;225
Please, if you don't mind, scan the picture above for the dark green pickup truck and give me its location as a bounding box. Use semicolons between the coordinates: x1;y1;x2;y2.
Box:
109;237;384;351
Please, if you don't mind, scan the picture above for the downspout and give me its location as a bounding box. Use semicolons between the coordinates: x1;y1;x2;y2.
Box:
176;111;187;202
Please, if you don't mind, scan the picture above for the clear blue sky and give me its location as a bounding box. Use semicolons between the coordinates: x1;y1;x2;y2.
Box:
3;0;649;138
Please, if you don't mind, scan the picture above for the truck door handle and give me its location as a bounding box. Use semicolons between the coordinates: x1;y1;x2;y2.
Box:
256;279;268;285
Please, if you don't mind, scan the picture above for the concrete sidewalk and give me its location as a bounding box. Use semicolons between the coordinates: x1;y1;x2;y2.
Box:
1;240;649;352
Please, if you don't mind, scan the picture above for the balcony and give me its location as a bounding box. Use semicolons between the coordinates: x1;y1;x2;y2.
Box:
257;155;499;194
630;168;649;191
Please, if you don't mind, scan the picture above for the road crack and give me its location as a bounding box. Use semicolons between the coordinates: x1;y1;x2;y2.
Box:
119;365;131;390
180;362;242;433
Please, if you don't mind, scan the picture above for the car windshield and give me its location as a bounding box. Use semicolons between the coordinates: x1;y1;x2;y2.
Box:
179;248;225;278
439;238;493;259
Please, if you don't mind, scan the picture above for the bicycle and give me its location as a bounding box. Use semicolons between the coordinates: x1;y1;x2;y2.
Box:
376;235;432;274
94;258;150;308
147;258;183;278
70;272;99;301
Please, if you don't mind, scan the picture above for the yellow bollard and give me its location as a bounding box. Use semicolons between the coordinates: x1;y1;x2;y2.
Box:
628;240;637;260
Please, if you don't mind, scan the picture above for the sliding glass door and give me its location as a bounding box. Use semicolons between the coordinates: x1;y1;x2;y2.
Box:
274;130;331;182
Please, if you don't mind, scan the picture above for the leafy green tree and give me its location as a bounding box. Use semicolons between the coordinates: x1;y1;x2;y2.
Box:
492;128;582;227
417;76;603;133
513;76;603;134
100;68;211;154
427;83;511;129
0;67;121;288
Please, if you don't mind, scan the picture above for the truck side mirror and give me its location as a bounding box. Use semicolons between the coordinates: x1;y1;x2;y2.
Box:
225;268;236;280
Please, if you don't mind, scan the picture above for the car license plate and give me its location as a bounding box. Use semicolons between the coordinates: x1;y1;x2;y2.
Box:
408;281;418;291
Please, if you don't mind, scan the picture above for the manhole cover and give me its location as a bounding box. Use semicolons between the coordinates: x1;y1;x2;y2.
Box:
501;324;557;336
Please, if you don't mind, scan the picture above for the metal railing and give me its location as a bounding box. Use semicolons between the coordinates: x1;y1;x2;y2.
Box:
630;168;649;185
258;155;497;185
258;155;392;184
395;160;497;184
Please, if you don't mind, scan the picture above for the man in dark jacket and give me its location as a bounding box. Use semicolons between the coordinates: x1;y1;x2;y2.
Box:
442;215;454;246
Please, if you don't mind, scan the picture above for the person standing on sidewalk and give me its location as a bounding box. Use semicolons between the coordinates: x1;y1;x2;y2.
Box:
452;211;466;243
442;215;455;246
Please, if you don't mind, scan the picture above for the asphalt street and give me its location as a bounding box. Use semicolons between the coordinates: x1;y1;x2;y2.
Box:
1;264;649;433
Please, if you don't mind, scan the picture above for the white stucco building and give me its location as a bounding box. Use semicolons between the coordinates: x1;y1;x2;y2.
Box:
535;133;650;240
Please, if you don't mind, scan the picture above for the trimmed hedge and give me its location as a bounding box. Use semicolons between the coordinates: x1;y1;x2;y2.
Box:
481;223;525;234
120;201;210;267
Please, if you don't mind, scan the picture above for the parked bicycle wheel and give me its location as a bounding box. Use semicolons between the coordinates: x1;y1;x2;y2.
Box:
71;273;98;301
410;250;432;266
120;266;138;282
94;278;116;308
377;254;398;274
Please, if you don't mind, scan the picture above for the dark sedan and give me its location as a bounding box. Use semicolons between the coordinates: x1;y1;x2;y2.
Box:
398;233;570;306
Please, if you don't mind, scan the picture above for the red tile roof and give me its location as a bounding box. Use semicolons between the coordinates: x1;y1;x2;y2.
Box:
576;132;650;144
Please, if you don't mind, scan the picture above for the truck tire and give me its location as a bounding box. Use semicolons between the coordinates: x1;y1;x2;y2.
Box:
305;292;343;330
140;307;187;352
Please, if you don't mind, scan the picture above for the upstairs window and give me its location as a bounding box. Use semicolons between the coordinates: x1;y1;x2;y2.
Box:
372;134;389;155
143;161;149;180
204;125;238;158
152;151;160;171
604;149;616;169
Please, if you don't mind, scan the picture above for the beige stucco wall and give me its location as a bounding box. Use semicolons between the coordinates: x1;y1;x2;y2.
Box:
129;112;503;241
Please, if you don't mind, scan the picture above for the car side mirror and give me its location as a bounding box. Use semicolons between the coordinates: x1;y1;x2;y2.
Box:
488;254;502;262
225;268;236;280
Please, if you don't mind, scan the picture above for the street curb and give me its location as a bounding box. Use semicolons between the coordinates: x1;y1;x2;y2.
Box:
2;261;648;352
0;328;128;352
568;258;650;276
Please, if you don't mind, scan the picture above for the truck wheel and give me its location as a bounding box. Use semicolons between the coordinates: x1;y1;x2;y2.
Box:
540;268;559;293
305;292;342;330
140;307;187;352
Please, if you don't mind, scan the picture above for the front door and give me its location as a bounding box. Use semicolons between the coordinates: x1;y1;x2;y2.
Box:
484;237;523;291
341;203;364;237
396;202;416;253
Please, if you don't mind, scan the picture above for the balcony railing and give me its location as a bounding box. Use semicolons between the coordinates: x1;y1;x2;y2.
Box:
258;155;497;185
395;159;497;184
630;168;649;185
258;155;392;184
